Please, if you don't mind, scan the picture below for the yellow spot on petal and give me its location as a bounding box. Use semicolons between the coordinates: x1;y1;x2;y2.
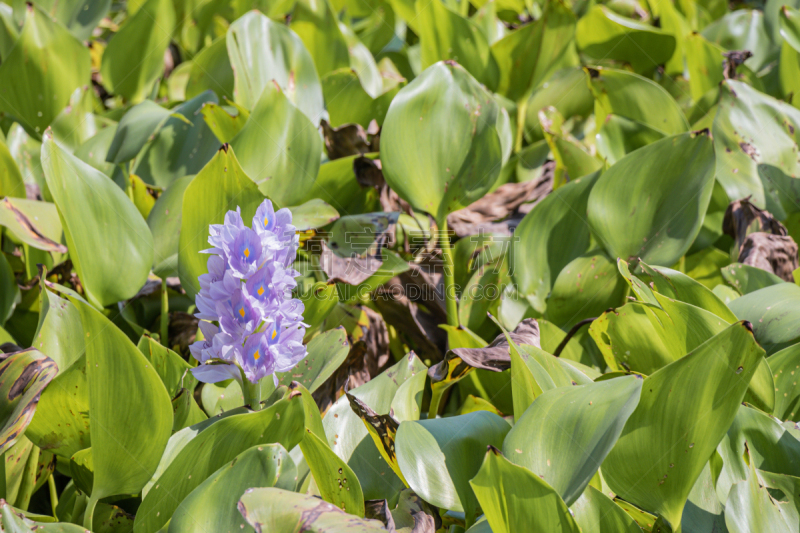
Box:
272;329;277;340
254;350;260;361
258;286;264;296
239;307;245;318
264;217;269;227
244;248;250;258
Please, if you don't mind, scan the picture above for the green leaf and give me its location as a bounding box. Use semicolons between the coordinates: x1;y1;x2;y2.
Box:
769;343;800;421
133;91;221;188
712;80;800;217
728;283;800;353
106;100;171;165
0;140;25;199
136;336;197;398
469;447;580;533
171;388;207;432
602;322;765;529
71;296;173;500
322;353;427;500
587;132;716;268
490;0;576;102
504;376;642;505
186;35;234;102
291;0;350;79
230;83;322;205
42;132;154;308
300;429;365;516
178;145;264;299
237;487;387;531
168;444;296;533
0;349;57;455
147;174;193;279
381;61;506;224
0;500;86;532
100;0;176;102
570;485;643;533
576;6;676;73
416;0;499;90
722;263;784;295
201;102;249;144
587;67;688;136
511;172;598;313
227;11;324;123
595;114;666;165
134;393;306;533
276;327;349;393
320;66;405;128
395;412;510;523
544;250;627;328
725;449;800;533
0;3;90;138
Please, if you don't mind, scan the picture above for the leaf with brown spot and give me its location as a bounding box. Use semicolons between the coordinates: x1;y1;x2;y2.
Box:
238;488;388;532
346;393;406;486
738;233;799;282
0;197;66;253
0;348;57;456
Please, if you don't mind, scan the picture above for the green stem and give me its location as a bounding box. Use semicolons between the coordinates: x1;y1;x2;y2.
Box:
160;277;169;347
439;220;459;327
48;474;58;519
428;383;446;419
515;98;529;153
243;379;264;411
83;496;98;530
459;0;470;16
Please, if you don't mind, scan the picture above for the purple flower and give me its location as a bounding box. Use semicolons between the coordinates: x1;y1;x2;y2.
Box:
189;199;308;385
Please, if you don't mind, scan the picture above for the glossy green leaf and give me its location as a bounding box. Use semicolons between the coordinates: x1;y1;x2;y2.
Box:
769;343;800;421
147;174;193;279
106;100;171;165
133;91;221;188
595;114;666;165
576;7;676;73
230;83;322;205
71;297;173;500
416;0;498;90
395;411;510;523
186;36;234;102
134;393;305;533
722;263;784;295
227;11;324;123
587;67;688;135
490;0;576;102
712;80;800;217
168;444;296;533
178;145;264;298
238;487;387;532
42;132;154;308
728;283;800;353
137;336;197;398
201;102;249;144
470;447;580;533
320;66;405;128
0;140;25;199
570;485;643;533
100;0;175;103
587;132;716;267
602;322;765;529
511;171;598;312
0;4;90;138
291;0;350;79
300;429;365;516
504;376;641;505
381;61;506;224
276;327;349;393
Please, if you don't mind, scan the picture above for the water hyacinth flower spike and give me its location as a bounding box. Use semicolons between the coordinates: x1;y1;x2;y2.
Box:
189;200;307;386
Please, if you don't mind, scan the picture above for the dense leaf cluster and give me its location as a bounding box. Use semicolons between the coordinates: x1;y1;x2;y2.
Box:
0;0;799;531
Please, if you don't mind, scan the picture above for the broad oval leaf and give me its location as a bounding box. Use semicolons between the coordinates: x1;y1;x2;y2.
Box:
503;375;642;506
42;132;154;307
395;411;510;521
0;4;90;138
227;11;324;123
602;321;765;529
381;61;505;224
230;83;322;205
587;131;716;267
168;444;297;533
